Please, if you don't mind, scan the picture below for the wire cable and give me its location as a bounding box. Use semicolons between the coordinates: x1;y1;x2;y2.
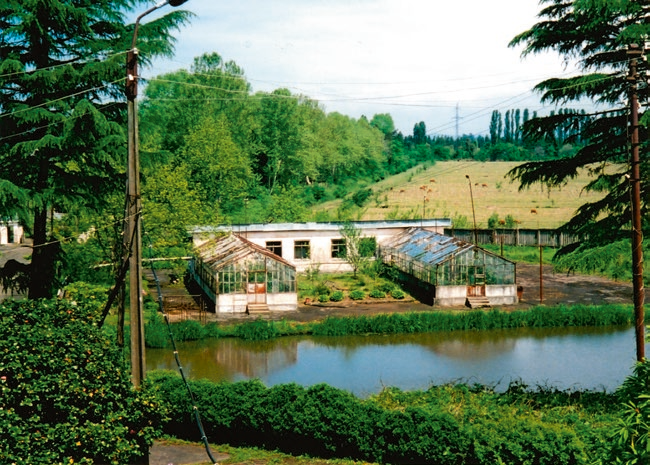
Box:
142;225;219;465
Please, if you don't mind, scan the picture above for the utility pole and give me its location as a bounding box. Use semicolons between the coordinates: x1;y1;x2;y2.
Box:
627;43;645;361
125;0;189;388
465;175;477;244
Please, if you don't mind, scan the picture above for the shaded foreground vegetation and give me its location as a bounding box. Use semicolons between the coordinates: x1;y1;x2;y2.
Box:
151;362;650;465
1;291;648;464
0;298;166;465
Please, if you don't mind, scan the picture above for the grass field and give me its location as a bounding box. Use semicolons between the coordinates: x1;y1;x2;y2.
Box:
318;161;608;229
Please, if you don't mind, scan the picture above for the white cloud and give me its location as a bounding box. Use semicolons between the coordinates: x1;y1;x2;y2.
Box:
145;0;578;135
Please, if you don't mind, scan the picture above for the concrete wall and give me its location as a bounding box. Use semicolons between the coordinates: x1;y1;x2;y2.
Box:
215;293;247;313
433;285;518;307
267;293;298;311
212;292;298;313
486;284;519;305
433;285;468;306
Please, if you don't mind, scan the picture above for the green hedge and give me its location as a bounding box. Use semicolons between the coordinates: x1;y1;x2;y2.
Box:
311;304;633;337
150;371;606;464
0;298;167;465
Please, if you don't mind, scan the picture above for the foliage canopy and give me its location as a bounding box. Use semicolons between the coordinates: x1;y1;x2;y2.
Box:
507;0;650;243
0;295;167;464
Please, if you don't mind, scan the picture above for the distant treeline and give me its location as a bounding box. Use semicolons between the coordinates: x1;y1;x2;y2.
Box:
136;53;588;237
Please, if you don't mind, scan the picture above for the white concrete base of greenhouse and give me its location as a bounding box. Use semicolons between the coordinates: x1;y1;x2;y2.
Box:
433;285;518;307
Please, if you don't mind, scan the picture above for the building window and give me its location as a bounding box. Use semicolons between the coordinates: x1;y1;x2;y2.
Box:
294;240;310;259
331;238;346;258
267;260;296;293
217;267;245;294
266;241;282;257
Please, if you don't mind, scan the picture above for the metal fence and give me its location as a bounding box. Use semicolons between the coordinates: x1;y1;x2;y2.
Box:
161;294;209;323
445;228;583;248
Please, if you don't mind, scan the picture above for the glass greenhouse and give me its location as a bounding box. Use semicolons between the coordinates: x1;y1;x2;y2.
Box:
190;233;297;313
378;228;517;306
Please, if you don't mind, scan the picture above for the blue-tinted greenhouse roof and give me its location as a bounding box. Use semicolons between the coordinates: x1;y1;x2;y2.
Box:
381;228;477;265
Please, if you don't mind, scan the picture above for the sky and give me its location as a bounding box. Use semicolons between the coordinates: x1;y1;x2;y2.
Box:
143;0;582;137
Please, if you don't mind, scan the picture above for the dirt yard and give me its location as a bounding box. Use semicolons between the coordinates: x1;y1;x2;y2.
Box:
1;239;634;318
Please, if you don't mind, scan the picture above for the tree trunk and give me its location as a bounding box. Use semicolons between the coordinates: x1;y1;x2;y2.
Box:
28;158;57;300
28;206;56;299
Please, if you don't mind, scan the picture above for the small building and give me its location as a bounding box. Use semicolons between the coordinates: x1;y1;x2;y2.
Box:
190;219;451;273
0;221;24;245
378;228;517;307
189;232;297;313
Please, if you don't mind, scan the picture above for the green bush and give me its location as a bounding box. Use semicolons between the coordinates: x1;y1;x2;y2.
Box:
151;373;604;465
377;282;395;294
314;282;329;296
329;290;344;302
352;187;373;207
349;289;366;300
172;319;207;341
391;289;406;299
318;294;329;303
604;360;650;464
311;305;632;337
369;289;386;299
145;310;169;348
0;299;167;464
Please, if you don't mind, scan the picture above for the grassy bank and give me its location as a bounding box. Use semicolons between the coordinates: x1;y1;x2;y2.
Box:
150;370;624;465
145;303;633;346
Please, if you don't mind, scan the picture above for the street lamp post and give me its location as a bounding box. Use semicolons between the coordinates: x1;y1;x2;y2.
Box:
126;0;189;388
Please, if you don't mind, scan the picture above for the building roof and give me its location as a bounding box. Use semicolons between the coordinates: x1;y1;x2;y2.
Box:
381;228;473;265
190;219;451;236
381;228;514;266
195;233;295;270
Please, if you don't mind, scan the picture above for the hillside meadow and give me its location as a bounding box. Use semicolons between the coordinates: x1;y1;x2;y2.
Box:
318;161;609;229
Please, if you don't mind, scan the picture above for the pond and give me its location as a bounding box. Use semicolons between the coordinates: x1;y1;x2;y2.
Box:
147;325;643;397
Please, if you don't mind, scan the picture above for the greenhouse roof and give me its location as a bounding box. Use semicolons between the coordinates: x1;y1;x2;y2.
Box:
195;233;295;271
381;228;477;266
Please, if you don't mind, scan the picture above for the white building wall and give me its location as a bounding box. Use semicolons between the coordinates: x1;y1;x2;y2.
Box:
434;285;468;306
0;223;24;245
486;285;518;305
236;226;446;273
267;293;299;311
433;284;518;306
215;293;248;313
192;221;451;273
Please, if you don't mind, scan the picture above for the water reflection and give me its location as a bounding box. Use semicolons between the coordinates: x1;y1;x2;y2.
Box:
148;338;301;382
147;326;641;397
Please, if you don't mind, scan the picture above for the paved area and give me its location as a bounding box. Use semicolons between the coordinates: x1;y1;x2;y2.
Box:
149;441;228;465
0;241;31;301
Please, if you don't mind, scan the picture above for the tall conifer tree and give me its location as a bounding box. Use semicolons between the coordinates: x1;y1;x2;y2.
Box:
508;0;649;242
0;0;190;298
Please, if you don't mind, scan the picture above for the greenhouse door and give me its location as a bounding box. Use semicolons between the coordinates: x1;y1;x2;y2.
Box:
467;265;486;297
247;271;267;305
